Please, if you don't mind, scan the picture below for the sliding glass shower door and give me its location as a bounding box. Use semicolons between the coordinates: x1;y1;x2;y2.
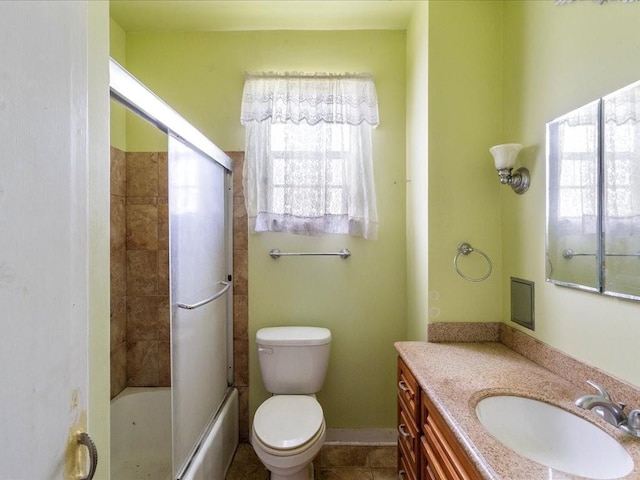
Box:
168;133;232;479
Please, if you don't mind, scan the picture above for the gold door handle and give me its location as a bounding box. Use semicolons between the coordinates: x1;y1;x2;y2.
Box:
76;432;98;480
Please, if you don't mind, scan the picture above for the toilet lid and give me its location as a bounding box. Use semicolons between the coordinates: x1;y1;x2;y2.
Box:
254;395;323;450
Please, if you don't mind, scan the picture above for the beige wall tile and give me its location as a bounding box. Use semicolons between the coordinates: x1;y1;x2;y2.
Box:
127;196;157;205
233;295;248;341
158;203;169;250
127;295;159;341
158;295;170;341
233;249;248;296
127;152;158;197
233;197;248;251
158;341;171;387
126;204;158;250
110;195;126;251
158;249;169;295
110;295;126;349
158;152;168;197
110;146;126;197
110;246;127;297
127;250;158;295
110;343;127;399
127;341;159;386
234;339;249;387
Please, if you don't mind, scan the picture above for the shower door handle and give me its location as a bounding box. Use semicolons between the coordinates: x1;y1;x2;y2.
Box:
177;281;231;310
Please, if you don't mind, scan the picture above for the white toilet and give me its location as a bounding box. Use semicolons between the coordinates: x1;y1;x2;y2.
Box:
251;326;331;480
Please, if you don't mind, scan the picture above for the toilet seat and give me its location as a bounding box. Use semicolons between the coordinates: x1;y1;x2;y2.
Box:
253;395;324;452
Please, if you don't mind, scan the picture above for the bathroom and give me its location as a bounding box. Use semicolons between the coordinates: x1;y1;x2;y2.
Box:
3;1;640;478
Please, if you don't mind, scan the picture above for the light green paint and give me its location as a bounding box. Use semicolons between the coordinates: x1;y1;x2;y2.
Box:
122;30;407;429
405;1;429;340
108;0;640;433
110;0;415;32
502;1;640;388
427;1;504;325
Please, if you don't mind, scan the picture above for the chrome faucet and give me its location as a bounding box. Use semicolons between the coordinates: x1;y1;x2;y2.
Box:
576;380;640;438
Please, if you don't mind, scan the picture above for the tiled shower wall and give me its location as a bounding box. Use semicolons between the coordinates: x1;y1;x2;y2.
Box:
110;146;127;398
109;148;250;441
229;152;250;442
110;147;170;398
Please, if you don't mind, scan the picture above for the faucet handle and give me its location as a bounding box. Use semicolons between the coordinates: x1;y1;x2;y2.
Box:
627;409;640;429
586;380;612;400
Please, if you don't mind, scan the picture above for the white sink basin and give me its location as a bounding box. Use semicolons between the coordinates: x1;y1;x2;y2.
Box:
475;395;633;479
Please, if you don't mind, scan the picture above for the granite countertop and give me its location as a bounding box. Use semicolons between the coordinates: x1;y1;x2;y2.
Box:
395;341;640;480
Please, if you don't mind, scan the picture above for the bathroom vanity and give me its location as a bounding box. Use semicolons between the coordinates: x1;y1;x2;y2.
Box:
395;340;640;480
398;356;481;480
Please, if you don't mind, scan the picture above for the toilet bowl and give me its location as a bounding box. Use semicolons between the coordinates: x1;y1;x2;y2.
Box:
251;326;331;480
251;395;326;480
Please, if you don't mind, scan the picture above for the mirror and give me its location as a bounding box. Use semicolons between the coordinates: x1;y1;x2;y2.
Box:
546;100;601;291
546;80;640;300
603;80;640;299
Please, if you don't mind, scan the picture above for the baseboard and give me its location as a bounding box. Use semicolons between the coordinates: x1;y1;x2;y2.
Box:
324;428;397;445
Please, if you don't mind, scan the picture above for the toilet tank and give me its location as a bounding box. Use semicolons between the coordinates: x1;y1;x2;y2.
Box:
256;326;331;394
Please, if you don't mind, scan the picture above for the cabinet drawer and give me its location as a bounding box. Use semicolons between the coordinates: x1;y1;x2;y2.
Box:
399;435;418;480
397;356;420;423
398;397;421;467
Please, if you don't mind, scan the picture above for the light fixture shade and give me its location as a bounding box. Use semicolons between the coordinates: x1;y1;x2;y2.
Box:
490;143;522;170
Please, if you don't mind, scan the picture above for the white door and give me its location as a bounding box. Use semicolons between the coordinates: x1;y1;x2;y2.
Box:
0;2;107;478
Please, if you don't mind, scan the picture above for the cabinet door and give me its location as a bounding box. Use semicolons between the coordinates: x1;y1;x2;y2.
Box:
398;357;420;423
422;391;481;480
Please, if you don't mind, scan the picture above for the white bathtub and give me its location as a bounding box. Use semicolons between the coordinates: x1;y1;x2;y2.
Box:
111;386;238;480
111;387;172;480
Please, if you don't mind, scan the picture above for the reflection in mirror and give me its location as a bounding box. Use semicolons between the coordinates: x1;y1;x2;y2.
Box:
546;100;601;291
603;80;640;299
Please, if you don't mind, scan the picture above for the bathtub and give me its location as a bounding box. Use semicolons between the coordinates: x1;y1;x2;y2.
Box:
111;387;172;480
111;386;239;480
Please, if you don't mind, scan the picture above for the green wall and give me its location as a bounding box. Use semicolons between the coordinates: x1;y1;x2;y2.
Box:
501;1;640;388
122;30;408;429
405;2;429;340
426;1;504;325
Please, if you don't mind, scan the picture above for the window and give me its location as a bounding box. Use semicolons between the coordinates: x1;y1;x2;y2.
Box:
240;73;379;239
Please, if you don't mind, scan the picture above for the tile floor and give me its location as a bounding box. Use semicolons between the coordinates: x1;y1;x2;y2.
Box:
226;443;398;480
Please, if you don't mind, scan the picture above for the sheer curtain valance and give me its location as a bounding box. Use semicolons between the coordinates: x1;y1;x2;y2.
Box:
241;73;379;126
240;73;379;239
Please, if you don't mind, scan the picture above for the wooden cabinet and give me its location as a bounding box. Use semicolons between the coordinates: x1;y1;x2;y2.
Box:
397;357;482;480
397;356;421;479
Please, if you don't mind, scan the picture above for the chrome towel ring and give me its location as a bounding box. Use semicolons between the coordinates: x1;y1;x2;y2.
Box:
454;242;492;282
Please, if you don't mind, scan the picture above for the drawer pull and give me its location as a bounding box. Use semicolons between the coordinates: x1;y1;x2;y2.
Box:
398;469;406;479
398;423;410;438
398;380;410;392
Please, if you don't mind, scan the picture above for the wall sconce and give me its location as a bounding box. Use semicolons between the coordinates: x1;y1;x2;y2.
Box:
489;143;530;194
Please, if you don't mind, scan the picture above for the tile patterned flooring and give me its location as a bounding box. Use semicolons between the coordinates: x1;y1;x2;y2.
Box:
226;443;398;480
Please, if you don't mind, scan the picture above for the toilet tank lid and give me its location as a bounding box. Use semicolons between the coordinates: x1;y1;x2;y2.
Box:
256;326;331;346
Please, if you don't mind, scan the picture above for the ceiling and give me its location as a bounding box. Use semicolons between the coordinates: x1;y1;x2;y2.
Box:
109;0;418;32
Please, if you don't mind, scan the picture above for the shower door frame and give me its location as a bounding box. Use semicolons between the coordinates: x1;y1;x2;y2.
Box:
109;58;235;478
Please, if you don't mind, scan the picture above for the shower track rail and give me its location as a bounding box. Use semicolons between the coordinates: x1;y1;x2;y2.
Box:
269;248;351;259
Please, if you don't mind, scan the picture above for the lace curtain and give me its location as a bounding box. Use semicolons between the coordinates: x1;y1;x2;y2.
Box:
240;73;379;239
